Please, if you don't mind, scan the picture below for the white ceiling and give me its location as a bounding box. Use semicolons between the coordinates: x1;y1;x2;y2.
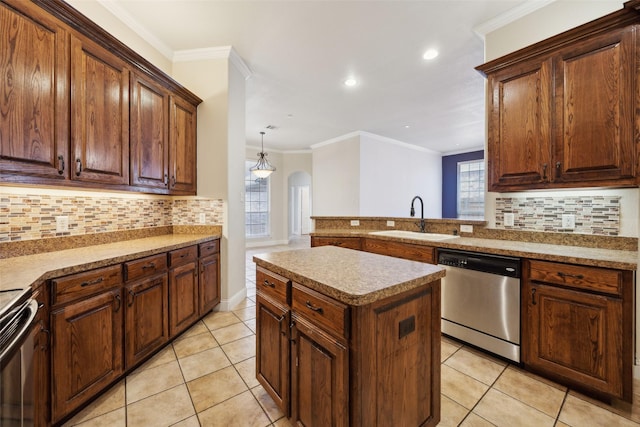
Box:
100;0;529;153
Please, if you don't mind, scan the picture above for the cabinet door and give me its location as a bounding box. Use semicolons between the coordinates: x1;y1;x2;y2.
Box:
0;1;69;181
199;253;220;314
169;95;197;194
169;261;199;336
51;288;123;423
554;27;636;186
70;34;129;185
291;315;348;427
130;73;169;190
125;273;169;369
487;58;553;191
523;282;624;398
256;294;290;414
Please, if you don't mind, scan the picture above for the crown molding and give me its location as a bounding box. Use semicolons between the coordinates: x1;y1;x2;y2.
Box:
310;131;438;154
173;47;252;80
473;0;557;39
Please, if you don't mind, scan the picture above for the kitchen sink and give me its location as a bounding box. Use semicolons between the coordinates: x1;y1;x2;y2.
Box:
368;230;460;241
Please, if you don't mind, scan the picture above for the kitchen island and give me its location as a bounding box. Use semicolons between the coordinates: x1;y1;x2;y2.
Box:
253;245;445;427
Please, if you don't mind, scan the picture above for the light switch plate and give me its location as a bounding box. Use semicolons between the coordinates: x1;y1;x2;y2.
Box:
504;213;515;227
460;224;473;233
562;214;576;230
350;220;360;226
386;220;395;227
56;216;69;233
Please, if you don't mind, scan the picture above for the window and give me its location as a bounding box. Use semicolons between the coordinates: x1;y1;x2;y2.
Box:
245;161;270;237
457;159;485;219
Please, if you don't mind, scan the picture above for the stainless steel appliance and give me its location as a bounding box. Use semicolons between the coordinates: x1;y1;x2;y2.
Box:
0;288;39;427
437;249;521;362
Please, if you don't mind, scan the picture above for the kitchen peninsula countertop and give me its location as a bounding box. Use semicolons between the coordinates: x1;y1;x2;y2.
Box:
253;245;445;305
311;229;638;270
0;233;220;293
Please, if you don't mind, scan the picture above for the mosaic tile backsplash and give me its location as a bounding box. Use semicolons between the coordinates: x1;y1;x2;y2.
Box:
0;193;224;242
495;196;620;236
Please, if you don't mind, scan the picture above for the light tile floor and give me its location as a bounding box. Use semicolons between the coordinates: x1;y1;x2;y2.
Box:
65;236;640;426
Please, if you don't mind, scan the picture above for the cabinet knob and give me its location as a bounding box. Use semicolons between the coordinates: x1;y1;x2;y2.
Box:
542;163;548;181
262;280;275;288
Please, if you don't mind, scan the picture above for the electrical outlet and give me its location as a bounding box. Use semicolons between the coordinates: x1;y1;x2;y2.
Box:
56;216;69;233
504;213;515;227
386;220;395;227
562;214;576;230
199;213;206;224
460;224;473;233
350;220;360;226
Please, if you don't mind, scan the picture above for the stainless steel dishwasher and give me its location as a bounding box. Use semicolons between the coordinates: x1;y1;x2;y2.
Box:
437;249;521;363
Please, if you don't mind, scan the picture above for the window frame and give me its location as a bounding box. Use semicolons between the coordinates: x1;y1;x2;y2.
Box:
456;158;485;220
245;160;271;238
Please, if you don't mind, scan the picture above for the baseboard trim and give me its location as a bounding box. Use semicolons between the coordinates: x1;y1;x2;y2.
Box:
245;239;289;248
634;364;640;379
216;287;247;311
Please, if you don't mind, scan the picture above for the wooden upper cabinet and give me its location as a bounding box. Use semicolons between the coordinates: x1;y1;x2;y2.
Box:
487;58;552;190
553;27;637;185
0;0;69;181
130;73;170;190
169;95;197;194
478;8;640;191
70;34;129;185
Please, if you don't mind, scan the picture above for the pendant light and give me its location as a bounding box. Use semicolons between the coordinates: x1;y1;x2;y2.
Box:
250;131;276;178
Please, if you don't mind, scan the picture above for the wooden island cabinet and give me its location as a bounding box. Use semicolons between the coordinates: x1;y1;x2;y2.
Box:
254;246;444;427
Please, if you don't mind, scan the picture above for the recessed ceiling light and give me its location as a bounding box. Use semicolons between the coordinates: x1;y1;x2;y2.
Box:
344;78;357;87
423;49;439;60
404;125;411;129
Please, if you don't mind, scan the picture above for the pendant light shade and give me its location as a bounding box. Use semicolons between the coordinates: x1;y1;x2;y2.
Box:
250;131;276;178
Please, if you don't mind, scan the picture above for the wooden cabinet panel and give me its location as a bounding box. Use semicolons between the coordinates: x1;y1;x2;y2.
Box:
130;73;169;190
362;238;435;264
169;95;197;194
290;314;348;427
169;245;197;267
199;253;220;314
0;0;69;181
52;264;122;305
528;259;623;296
169;260;199;336
256;266;290;304
124;253;167;283
70;34;129;185
292;283;348;339
554;27;637;185
311;236;362;250
487;58;552;190
125;273;169;369
51;288;123;422
256;293;290;414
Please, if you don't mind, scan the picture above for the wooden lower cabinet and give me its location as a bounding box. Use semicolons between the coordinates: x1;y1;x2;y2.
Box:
256;267;440;426
50;287;123;422
362;238;436;264
169;246;199;337
199;240;221;314
311;236;362;250
522;259;633;402
32;284;51;427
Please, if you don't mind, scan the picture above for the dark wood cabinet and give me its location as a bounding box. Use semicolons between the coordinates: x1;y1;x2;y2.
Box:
311;236;362;250
124;254;169;369
199;241;221;314
70;33;130;186
522;259;633;402
50;285;123;423
362;238;436;264
130;73;170;190
168;95;197;194
290;314;348;427
477;9;640;191
0;0;69;182
169;245;199;336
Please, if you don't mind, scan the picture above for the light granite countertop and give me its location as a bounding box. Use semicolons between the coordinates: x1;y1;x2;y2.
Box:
253;245;445;306
0;234;219;293
311;230;638;270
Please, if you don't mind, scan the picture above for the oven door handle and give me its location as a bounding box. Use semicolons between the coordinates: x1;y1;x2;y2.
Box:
0;299;38;363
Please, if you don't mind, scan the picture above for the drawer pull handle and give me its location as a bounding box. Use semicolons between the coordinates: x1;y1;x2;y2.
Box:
557;272;584;280
57;155;65;175
128;289;135;307
263;280;275;288
142;262;156;270
531;288;537;305
542;163;547;180
80;277;104;287
75;159;82;176
305;301;324;314
40;328;50;351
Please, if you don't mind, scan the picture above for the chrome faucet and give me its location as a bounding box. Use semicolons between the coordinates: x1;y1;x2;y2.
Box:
410;196;426;233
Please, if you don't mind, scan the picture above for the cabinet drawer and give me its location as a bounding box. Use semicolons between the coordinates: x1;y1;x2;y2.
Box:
311;236;361;250
363;238;435;264
528;260;623;296
292;283;348;338
256;267;289;305
199;240;220;257
169;245;197;267
52;264;123;305
125;254;167;282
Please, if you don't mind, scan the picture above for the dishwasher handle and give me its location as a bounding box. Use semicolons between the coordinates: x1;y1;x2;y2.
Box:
0;299;38;363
